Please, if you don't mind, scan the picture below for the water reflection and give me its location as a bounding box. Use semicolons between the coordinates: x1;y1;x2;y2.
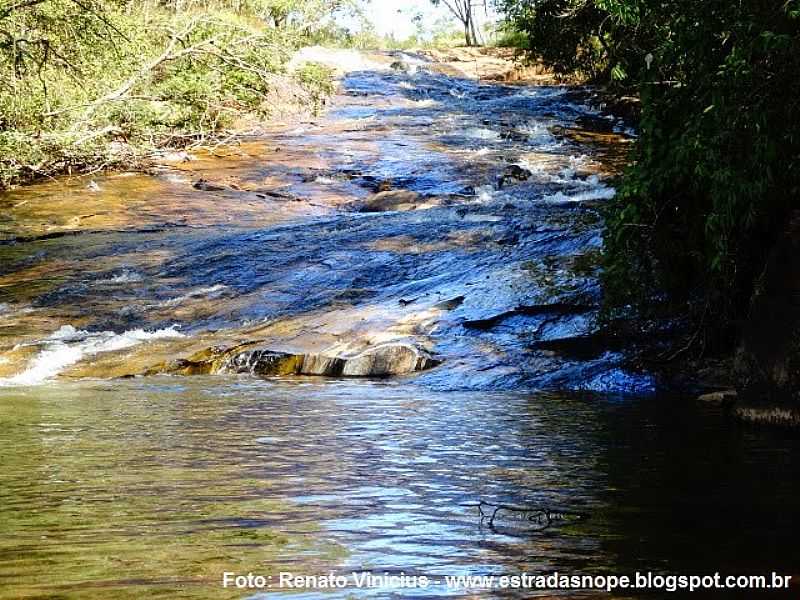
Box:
1;378;798;598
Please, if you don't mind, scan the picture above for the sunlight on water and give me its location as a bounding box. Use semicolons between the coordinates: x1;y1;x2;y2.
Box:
1;61;798;600
1;378;799;599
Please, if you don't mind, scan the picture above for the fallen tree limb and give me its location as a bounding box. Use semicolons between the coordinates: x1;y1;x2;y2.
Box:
477;500;588;530
71;18;217;129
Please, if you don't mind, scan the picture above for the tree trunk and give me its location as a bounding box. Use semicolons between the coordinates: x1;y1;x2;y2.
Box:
440;0;480;46
469;13;481;46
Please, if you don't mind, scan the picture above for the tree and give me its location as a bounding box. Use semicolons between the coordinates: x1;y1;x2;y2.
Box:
497;0;800;348
431;0;488;46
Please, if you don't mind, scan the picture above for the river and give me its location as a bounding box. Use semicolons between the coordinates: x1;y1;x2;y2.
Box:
0;52;798;599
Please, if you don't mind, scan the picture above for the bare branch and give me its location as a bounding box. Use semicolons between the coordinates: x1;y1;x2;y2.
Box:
477;500;588;530
72;19;215;128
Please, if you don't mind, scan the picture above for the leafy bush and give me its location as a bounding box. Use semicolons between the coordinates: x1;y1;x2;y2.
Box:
293;61;335;109
498;0;800;348
0;0;342;187
491;23;529;49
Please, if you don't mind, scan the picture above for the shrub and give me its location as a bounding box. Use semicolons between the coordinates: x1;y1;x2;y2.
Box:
0;0;339;187
498;0;800;348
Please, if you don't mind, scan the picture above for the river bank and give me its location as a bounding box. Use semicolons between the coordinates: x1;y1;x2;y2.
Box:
0;3;341;191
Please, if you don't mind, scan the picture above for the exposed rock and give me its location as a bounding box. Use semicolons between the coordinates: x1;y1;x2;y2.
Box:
193;179;226;192
463;303;595;331
361;190;422;212
253;189;301;201
144;358;212;377
287;46;391;76
301;353;346;376
494;233;519;246
434;296;465;311
532;335;607;361
340;343;440;376
574;115;616;133
221;349;306;376
697;390;737;407
143;345;243;376
418;47;555;83
498;164;532;189
149;342;441;379
734;211;800;426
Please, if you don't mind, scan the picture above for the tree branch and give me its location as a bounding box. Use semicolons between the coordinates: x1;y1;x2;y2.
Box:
0;0;46;21
71;19;214;128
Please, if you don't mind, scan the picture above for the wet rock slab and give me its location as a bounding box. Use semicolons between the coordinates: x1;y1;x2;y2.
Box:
1;52;648;393
149;342;441;378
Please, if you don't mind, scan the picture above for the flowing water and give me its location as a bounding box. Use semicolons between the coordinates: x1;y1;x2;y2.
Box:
1;53;798;598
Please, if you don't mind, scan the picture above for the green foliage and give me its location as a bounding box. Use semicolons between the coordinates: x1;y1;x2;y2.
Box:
0;130;124;189
498;0;800;346
292;61;335;109
491;22;528;48
0;0;344;187
494;0;610;78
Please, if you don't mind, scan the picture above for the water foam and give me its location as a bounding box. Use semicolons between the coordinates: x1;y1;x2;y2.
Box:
157;285;227;308
463;127;501;141
408;98;438;108
517;121;556;145
0;325;184;386
541;186;617;203
99;269;143;285
474;185;498;203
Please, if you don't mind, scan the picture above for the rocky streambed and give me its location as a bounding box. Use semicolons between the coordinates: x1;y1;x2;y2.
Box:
0;49;643;391
3;50;800;600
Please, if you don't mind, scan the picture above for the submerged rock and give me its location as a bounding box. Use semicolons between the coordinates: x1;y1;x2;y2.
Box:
192;179;226;192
